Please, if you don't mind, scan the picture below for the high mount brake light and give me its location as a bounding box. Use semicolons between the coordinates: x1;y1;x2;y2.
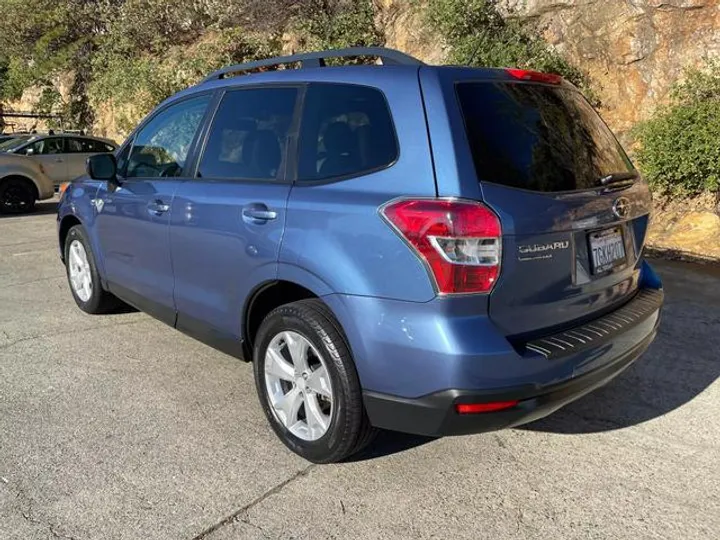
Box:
505;68;562;85
381;199;502;295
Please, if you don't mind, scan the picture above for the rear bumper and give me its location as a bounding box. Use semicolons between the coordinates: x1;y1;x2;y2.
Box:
363;315;658;436
323;260;664;437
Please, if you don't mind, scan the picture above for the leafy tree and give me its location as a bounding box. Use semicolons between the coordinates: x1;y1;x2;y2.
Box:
634;59;720;196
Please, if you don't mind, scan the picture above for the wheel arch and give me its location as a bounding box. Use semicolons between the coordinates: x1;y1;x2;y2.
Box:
58;214;83;263
243;280;321;356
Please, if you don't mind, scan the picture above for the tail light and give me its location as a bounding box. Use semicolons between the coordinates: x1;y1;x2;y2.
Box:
381;199;502;294
505;68;562;85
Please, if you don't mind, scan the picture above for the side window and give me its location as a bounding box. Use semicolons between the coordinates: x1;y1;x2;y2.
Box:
81;139;114;153
198;87;298;180
26;137;65;155
127;94;210;179
298;84;398;181
67;138;89;153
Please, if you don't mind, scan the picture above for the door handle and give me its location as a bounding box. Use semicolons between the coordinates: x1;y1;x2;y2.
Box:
147;199;170;216
242;204;278;223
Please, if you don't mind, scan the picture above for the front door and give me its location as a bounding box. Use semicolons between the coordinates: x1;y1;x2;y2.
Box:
170;86;300;349
95;93;212;324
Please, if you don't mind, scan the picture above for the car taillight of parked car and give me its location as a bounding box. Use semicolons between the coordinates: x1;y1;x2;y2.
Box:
381;199;502;294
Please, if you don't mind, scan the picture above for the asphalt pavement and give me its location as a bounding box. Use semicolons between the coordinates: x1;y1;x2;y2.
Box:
1;200;718;539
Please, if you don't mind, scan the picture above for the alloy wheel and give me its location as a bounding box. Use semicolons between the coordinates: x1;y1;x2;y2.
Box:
68;240;93;302
264;331;333;441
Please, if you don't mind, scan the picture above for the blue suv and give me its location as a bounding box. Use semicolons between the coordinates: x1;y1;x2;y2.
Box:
58;48;663;463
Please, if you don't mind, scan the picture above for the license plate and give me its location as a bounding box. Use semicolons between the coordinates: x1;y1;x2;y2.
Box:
589;227;626;274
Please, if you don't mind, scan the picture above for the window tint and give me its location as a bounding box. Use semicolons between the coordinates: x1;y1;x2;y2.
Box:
26;137;65;155
298;84;397;181
0;136;31;152
67;138;114;153
198;87;298;180
457;83;633;192
127;94;210;178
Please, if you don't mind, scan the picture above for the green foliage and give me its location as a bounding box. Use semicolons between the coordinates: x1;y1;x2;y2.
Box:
293;0;381;56
0;0;378;132
90;29;280;132
425;0;593;98
634;60;720;196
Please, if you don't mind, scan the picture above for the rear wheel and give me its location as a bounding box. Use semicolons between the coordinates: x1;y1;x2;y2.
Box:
253;299;376;463
0;177;36;214
64;225;122;314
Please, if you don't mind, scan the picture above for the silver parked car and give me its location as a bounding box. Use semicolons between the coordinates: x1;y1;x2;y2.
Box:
0;133;117;187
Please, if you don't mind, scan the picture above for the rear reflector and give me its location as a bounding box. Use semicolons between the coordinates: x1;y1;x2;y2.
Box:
505;68;562;85
381;199;502;294
455;401;519;414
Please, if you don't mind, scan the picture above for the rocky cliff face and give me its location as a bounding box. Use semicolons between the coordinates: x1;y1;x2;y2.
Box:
380;0;720;135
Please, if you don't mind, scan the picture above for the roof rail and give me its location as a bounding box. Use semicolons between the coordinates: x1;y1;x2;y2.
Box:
199;47;424;84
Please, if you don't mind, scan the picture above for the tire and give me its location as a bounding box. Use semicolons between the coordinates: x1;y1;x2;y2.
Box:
64;225;122;314
253;299;377;463
0;177;36;214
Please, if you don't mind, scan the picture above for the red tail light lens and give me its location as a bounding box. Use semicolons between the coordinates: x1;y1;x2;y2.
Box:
455;401;519;414
505;68;562;85
381;199;502;294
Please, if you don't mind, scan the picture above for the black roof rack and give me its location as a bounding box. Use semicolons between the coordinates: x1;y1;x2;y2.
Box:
199;47;424;84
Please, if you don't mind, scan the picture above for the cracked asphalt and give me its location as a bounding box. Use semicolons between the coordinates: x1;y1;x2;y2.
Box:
1;200;719;540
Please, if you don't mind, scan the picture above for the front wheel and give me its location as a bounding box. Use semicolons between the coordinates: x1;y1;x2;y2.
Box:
64;225;122;314
253;299;376;463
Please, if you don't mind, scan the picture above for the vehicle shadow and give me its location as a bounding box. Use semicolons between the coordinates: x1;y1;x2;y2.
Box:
0;200;58;218
343;430;437;462
522;260;720;434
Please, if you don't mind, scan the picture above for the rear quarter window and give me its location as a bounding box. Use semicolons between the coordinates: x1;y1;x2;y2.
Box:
457;82;633;192
298;83;398;181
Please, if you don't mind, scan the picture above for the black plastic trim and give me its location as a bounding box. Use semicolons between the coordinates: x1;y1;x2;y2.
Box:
200;47;424;84
520;288;663;359
176;312;246;360
107;282;176;327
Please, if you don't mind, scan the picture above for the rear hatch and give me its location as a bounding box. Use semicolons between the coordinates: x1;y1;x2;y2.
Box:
446;71;652;338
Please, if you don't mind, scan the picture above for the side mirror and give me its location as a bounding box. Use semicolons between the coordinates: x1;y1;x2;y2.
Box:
87;153;118;181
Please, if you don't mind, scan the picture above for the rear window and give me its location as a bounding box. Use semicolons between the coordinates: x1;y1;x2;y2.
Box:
457;82;633;192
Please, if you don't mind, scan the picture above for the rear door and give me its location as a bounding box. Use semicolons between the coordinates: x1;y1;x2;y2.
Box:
170;85;299;345
21;137;68;185
425;69;652;337
66;137;116;180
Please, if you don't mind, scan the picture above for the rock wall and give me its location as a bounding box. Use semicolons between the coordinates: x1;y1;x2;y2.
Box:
380;0;720;135
646;193;720;261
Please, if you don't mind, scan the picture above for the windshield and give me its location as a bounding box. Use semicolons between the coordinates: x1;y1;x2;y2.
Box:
0;136;32;152
457;82;633;192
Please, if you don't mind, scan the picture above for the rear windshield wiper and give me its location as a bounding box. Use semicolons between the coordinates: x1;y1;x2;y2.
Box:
598;171;638;186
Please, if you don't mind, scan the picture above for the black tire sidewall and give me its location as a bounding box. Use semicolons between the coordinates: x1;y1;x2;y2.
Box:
0;177;36;214
64;225;105;313
253;304;360;463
